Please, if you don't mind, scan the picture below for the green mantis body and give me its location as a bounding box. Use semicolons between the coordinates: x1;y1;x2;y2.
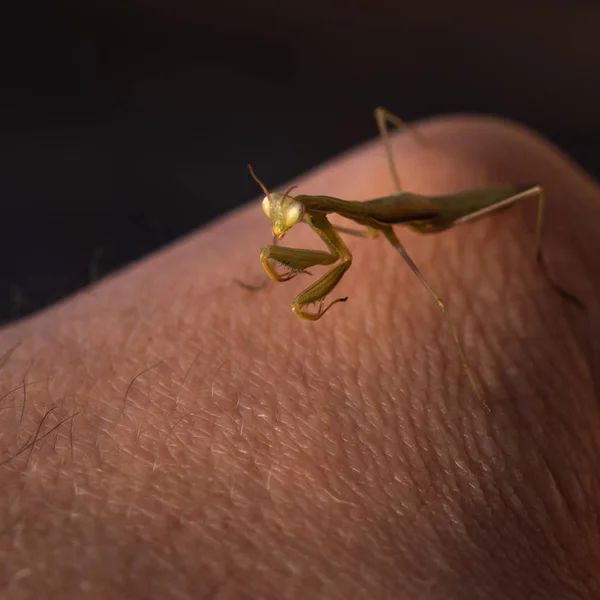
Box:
258;183;543;319
249;108;558;401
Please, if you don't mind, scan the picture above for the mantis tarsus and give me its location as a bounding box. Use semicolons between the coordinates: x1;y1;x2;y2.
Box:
247;107;578;402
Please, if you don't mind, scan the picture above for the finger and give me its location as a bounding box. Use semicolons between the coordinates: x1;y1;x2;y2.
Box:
3;115;600;599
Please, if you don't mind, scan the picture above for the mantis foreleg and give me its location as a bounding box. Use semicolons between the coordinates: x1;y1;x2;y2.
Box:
261;213;353;320
291;262;351;320
260;246;337;282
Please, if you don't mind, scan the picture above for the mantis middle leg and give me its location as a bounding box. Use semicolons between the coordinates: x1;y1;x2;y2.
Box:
381;225;484;404
375;106;430;193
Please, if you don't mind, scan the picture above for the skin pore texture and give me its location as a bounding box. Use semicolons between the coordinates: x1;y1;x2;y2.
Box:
1;116;600;599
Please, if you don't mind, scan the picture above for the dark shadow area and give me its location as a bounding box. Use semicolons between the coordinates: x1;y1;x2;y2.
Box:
2;1;600;323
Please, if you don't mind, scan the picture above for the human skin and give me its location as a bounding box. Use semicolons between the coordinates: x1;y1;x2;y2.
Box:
1;116;600;599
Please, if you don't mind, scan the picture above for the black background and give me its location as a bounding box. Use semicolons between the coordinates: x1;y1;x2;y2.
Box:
3;1;600;324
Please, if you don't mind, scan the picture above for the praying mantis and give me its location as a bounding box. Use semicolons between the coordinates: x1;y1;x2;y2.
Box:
246;107;577;400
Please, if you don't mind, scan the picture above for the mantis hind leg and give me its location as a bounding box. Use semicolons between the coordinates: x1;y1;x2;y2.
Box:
506;186;578;306
533;189;585;309
454;185;584;308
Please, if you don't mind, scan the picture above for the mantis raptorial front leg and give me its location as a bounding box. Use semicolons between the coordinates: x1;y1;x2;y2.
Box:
261;212;351;320
234;233;280;291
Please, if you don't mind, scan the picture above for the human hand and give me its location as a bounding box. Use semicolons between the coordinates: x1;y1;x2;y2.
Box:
1;116;599;599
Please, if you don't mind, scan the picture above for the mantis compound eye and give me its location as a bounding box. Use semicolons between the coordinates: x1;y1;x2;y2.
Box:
284;201;304;228
261;196;271;218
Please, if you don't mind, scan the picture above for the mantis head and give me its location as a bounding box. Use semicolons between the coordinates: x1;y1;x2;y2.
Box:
248;164;304;239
